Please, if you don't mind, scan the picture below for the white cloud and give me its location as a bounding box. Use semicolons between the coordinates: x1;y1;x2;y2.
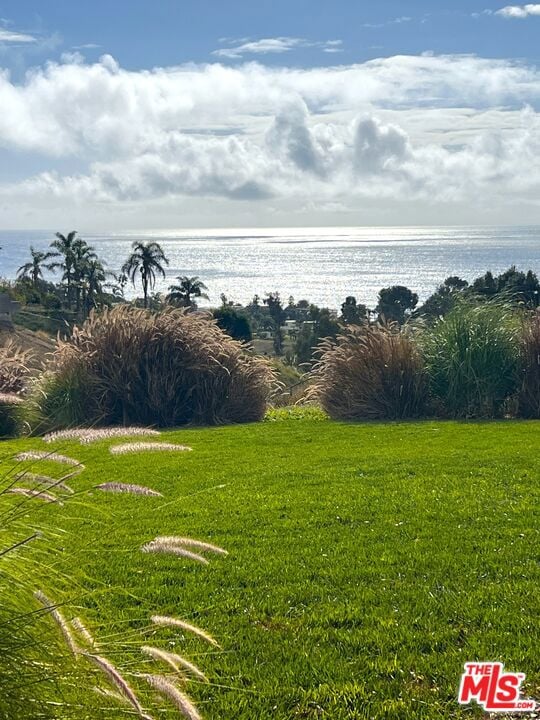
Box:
213;37;342;59
496;3;540;17
0;52;538;160
1;54;540;226
0;28;36;43
363;16;413;28
60;51;85;65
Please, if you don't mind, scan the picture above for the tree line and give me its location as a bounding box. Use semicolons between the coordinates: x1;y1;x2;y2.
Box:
4;232;209;316
3;231;540;367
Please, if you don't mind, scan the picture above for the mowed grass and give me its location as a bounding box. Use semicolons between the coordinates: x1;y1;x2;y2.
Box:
1;418;539;719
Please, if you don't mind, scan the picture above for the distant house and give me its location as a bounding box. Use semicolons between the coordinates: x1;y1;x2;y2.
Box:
282;319;299;338
0;293;21;329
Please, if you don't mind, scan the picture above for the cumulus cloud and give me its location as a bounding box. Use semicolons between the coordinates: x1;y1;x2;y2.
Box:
266;100;328;175
1;53;540;222
1;52;539;160
353;116;411;174
496;3;540;17
213;37;342;59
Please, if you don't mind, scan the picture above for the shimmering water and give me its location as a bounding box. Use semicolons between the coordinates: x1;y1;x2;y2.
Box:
1;226;539;309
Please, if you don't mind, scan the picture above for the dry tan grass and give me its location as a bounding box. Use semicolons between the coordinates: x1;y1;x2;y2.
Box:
38;305;276;429
0;392;23;404
0;339;32;394
309;323;429;420
43;427;161;444
109;442;192;455
518;311;540;418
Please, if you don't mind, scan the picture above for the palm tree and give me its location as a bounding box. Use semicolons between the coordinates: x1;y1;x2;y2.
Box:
167;276;209;308
71;238;98;312
50;231;79;307
122;241;169;308
17;246;56;288
106;271;129;299
82;258;108;313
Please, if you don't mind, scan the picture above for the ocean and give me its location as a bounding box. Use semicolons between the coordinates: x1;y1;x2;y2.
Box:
1;226;540;310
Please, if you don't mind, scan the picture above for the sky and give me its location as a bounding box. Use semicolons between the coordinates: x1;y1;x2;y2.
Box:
1;1;540;229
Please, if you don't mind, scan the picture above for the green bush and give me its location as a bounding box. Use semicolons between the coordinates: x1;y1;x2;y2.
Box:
309;324;429;420
35;305;276;430
264;405;329;422
422;303;521;418
0;394;23;437
213;306;252;342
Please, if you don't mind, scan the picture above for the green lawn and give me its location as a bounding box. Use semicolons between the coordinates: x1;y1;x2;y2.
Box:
1;417;539;719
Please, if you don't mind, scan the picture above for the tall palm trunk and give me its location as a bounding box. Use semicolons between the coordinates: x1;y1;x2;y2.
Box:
65;267;72;309
142;271;149;308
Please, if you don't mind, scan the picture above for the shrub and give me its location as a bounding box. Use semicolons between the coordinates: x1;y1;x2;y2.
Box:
264;406;329;422
308;324;428;420
0;339;31;394
35;306;275;430
0;393;23;437
422;303;521;418
517;311;540;418
213;306;252;342
376;285;418;324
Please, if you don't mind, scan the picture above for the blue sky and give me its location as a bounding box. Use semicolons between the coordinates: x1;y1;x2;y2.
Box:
2;0;540;71
2;1;540;229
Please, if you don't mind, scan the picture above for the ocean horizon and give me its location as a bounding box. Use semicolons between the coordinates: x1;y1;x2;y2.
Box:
1;225;539;310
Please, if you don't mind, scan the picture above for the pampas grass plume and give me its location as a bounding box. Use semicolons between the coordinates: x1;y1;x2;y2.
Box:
16;451;84;470
141;541;209;565
15;471;74;494
72;617;96;649
34;590;80;655
151;615;220;648
43;427;161;444
156;536;228;556
141;646;207;682
110;442;192;455
10;488;59;503
85;653;148;717
96;482;162;497
142;673;201;720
